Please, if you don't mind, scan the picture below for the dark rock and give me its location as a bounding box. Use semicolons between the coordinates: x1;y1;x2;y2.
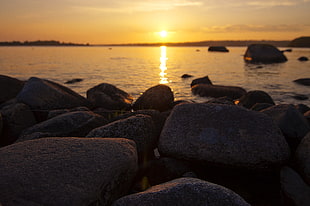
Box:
205;97;235;105
295;132;310;185
305;111;310;125
112;177;250;206
292;94;308;100
158;103;290;170
16;77;92;110
244;44;287;64
192;84;246;99
87;114;157;161
64;78;83;84
0;75;24;104
262;104;310;150
280;167;310;206
298;56;309;61
295;104;310;114
250;103;274;111
293;78;310;86
0;137;138;206
190;75;213;87
208;46;229;52
47;106;91;119
0;103;37;146
181;74;193;78
87;83;133;110
17;111;107;142
281;49;292;52
133;85;174;112
237;90;275;109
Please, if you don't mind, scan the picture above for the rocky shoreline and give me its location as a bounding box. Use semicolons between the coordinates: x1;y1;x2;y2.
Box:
0;74;310;206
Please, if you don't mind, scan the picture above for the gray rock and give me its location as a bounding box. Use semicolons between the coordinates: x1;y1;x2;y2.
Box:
237;90;275;109
133;85;174;112
112;177;250;206
0;137;138;206
280;167;310;206
158;103;290;170
16;77;91;110
190;75;213;87
244;44;287;63
18;111;107;142
87;83;133;110
192;84;246;99
87;114;156;161
0;75;24;104
295;132;310;185
294;78;310;86
0;103;37;146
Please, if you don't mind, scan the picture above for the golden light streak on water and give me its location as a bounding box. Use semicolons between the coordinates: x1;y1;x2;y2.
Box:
159;46;169;84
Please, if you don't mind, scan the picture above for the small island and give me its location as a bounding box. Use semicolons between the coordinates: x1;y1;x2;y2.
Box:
0;40;89;46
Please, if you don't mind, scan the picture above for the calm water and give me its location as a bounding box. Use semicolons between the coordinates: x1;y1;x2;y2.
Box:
0;46;309;106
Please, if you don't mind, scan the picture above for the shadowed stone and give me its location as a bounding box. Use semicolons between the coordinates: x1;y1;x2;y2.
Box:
295;132;310;185
0;75;24;104
190;75;213;87
244;44;287;64
237;90;275;109
192;84;246;99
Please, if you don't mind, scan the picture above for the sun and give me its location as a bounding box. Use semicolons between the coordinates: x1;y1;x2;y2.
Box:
159;30;168;38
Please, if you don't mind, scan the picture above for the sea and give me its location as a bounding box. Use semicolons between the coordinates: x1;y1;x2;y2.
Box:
0;46;309;106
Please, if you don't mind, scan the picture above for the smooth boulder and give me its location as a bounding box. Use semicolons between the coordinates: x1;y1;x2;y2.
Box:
192;84;246;99
208;46;229;52
112;177;250;206
244;44;287;64
295;132;310;185
237;90;275;109
0;137;138;206
190;75;213;87
0;75;24;104
16;77;91;110
158;103;290;170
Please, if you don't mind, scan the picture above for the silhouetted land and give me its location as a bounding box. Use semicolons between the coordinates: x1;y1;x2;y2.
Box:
0;40;89;46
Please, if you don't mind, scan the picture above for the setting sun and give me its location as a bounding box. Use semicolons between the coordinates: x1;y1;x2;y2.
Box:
159;30;168;38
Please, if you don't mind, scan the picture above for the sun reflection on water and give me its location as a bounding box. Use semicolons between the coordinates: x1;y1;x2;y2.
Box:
159;46;168;84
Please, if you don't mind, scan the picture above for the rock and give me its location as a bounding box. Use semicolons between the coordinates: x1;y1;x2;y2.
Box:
295;132;310;185
0;75;24;104
262;104;310;150
192;84;246;99
112;177;250;206
0;137;138;206
87;114;157;161
181;74;193;78
190;75;213;87
237;90;275;109
16;77;92;110
17;111;107;142
208;46;229;52
64;78;83;84
295;104;310;114
294;78;310;86
205;97;235;105
250;103;274;111
87;83;133;110
0;103;37;146
0;113;2;139
133;85;174;112
298;56;309;61
47;106;91;119
158;103;290;170
292;94;308;100
280;167;310;206
244;44;287;64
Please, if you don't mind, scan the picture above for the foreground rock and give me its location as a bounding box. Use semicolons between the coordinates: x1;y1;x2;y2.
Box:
0;137;138;206
159;103;290;170
87;83;133;110
237;90;275;109
16;77;92;110
190;75;213;87
244;44;287;64
112;177;250;206
0;75;24;104
295;132;310;185
192;84;246;99
294;78;310;86
133;85;174;112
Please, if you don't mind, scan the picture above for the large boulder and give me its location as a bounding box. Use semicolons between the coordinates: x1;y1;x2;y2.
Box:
0;137;138;206
244;44;287;64
112;177;250;206
16;77;92;110
87;83;133;110
190;75;213;87
158;103;290;170
133;85;174;112
237;90;275;109
87;114;157;161
17;111;107;142
192;84;246;99
0;75;24;104
295;132;310;185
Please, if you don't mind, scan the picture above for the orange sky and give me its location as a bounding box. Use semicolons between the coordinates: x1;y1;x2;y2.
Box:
1;0;310;44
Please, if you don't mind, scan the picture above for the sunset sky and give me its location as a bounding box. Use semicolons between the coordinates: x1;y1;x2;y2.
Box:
1;0;310;44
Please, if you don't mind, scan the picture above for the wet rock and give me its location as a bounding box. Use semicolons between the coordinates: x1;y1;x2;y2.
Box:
292;94;308;100
298;56;309;61
295;132;310;185
205;97;235;105
181;74;193;78
17;111;107;142
158;103;290;170
0;75;24;104
0;137;138;206
295;104;310;114
250;103;274;111
280;167;310;206
64;78;83;84
47;106;91;119
293;78;310;86
190;75;213;87
237;90;275;109
262;104;310;150
87;114;157;161
244;44;287;64
0;103;37;146
87;83;133;110
133;85;174;112
192;84;246;99
208;46;229;52
16;77;92;110
112;177;250;206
